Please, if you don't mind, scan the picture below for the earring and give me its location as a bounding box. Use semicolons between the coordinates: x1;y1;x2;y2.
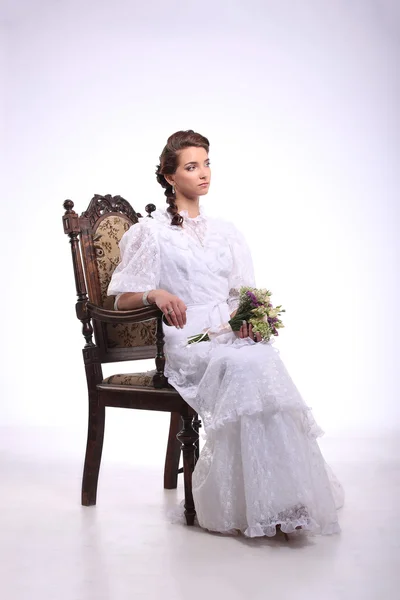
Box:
172;184;175;194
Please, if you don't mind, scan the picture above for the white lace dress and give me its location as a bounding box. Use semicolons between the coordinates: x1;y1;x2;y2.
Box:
108;206;344;537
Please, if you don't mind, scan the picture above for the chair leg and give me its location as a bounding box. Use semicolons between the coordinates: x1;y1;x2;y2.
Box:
177;413;198;526
192;413;202;462
82;396;105;506
164;412;182;489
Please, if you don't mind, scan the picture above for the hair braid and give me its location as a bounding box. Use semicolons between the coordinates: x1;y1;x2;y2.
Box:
155;167;183;226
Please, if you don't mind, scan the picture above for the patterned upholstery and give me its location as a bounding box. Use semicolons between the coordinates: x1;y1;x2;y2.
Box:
103;370;156;387
93;215;156;348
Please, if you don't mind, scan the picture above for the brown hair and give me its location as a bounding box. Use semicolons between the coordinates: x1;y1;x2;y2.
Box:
155;130;210;226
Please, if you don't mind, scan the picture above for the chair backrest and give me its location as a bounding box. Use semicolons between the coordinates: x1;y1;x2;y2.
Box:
63;194;156;363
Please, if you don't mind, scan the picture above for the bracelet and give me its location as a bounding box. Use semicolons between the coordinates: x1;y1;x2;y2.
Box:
142;290;153;306
114;293;123;311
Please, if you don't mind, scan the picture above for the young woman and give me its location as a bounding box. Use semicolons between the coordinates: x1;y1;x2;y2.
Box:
108;130;344;537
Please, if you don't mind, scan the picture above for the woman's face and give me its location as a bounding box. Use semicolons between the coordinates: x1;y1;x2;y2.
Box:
169;146;211;199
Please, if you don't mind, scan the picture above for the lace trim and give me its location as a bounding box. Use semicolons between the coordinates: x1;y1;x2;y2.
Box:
178;204;206;222
164;205;208;245
152;206;208;245
168;501;341;538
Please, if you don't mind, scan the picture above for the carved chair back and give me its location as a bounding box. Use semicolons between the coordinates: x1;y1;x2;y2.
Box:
63;194;157;363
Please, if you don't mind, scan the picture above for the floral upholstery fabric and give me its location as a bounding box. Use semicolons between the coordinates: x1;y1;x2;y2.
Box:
103;370;156;387
93;215;156;348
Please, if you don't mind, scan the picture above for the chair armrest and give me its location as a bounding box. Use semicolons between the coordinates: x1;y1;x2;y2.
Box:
87;302;162;324
87;301;169;389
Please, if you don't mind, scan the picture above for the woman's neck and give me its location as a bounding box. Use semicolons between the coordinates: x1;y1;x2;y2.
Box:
175;196;200;218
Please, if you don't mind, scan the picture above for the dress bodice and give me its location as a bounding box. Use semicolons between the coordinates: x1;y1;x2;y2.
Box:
108;206;255;313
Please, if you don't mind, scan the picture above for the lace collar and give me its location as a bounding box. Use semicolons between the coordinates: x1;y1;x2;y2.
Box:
178;204;206;222
152;204;206;226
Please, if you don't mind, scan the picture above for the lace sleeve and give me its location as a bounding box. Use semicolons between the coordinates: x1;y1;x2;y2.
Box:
227;225;256;314
107;219;160;297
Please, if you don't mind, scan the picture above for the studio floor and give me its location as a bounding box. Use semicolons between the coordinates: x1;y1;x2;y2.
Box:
1;427;399;600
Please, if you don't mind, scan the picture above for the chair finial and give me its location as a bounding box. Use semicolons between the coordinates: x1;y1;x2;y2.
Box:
145;204;156;218
63;199;75;213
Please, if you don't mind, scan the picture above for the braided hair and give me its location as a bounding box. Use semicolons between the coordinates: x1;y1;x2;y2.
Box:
155;130;210;226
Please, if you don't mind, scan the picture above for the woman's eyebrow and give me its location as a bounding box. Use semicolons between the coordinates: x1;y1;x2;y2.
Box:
184;160;209;166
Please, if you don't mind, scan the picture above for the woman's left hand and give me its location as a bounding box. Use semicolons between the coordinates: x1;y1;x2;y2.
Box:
235;320;262;342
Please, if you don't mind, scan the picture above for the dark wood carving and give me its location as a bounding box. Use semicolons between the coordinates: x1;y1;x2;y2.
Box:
153;315;169;389
145;203;156;218
63;200;94;347
79;214;103;307
87;303;161;324
177;414;198;526
62;194;200;524
82;194;140;229
164;413;182;489
82;344;104;505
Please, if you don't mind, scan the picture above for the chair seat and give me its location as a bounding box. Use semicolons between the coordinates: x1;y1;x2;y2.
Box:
103;370;156;387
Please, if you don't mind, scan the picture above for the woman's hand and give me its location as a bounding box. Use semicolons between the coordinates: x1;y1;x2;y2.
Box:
148;289;187;328
235;320;262;342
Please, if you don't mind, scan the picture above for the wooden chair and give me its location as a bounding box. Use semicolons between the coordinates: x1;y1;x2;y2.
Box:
62;193;200;525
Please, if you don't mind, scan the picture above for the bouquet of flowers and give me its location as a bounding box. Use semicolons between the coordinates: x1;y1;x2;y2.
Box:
187;287;285;345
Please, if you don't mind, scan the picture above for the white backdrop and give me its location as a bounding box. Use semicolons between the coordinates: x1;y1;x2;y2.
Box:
1;0;399;463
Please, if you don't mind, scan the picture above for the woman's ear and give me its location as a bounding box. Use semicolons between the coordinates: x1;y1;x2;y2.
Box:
164;175;174;187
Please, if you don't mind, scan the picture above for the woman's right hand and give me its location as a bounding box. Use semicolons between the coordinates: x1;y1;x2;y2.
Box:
148;290;187;329
235;320;262;342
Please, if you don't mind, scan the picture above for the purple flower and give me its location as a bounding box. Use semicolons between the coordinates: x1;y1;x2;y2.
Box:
246;291;261;307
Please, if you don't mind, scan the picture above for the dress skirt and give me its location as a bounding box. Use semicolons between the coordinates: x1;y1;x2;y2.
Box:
164;303;344;537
